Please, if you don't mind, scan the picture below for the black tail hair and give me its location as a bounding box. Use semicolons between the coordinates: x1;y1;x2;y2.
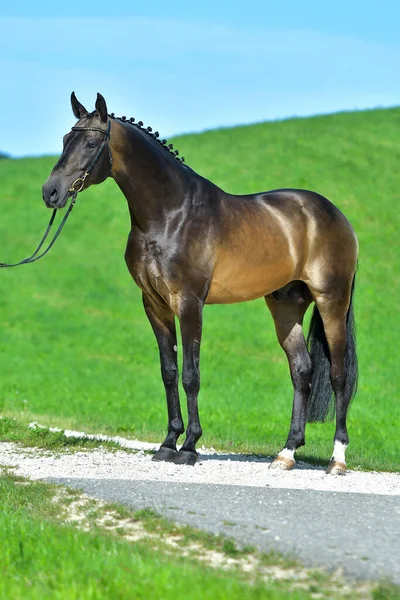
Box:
306;276;358;422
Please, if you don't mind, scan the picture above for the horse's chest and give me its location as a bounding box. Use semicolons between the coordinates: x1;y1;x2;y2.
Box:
126;235;176;296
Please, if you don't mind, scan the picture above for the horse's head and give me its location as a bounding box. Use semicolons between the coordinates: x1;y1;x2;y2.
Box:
42;92;112;208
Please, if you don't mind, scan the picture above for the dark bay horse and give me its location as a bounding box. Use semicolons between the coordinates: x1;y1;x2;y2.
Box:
42;93;358;474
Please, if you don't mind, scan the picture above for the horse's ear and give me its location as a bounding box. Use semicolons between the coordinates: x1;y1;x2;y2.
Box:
71;92;88;119
95;93;108;123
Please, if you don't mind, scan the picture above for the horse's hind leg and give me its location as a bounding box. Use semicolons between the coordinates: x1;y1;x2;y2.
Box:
265;284;312;470
142;293;184;462
323;316;348;474
313;287;355;475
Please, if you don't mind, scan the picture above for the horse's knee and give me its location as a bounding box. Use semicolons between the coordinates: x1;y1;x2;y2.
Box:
182;377;200;396
182;368;200;396
161;364;178;388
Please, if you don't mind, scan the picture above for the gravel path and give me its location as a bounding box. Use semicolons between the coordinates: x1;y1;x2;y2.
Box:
1;428;399;584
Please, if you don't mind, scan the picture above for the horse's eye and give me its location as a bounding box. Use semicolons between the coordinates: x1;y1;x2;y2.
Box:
87;140;96;149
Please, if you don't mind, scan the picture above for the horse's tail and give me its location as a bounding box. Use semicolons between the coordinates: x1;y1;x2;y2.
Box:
306;276;358;422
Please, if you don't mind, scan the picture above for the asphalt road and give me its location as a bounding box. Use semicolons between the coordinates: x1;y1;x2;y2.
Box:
46;476;400;585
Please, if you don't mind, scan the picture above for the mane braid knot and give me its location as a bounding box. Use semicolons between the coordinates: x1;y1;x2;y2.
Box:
110;114;186;164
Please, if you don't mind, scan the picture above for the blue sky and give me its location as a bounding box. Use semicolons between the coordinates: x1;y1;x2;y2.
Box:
1;1;400;156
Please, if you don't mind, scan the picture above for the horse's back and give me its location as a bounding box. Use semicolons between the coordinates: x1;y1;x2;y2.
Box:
240;188;353;228
206;188;358;304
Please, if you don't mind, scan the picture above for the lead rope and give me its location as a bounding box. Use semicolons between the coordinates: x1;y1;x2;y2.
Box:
0;194;77;268
0;119;111;268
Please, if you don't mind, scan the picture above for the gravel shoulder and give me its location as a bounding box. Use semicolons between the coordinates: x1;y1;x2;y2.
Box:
1;425;398;496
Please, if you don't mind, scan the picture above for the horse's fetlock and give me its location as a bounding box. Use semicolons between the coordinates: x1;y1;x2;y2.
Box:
169;418;184;435
188;424;202;441
334;432;349;446
287;430;305;449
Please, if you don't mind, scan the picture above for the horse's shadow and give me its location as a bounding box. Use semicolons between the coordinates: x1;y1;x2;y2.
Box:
197;452;271;464
190;451;326;471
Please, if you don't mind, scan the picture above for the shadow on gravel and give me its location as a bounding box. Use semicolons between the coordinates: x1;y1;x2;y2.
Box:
196;452;325;471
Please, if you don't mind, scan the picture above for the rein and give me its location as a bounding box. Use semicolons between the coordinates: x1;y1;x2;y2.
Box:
0;120;111;268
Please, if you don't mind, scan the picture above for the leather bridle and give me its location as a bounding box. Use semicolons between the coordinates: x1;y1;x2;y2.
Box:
69;119;112;193
0;119;112;268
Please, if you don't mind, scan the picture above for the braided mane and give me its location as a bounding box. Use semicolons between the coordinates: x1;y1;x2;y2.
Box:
110;113;185;165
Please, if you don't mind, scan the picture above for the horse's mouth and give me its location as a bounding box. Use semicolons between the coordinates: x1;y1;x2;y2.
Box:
43;194;69;210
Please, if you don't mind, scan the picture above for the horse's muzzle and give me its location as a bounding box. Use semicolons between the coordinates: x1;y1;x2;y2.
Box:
42;181;68;209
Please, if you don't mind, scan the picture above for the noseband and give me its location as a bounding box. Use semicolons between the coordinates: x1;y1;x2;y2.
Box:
0;119;112;268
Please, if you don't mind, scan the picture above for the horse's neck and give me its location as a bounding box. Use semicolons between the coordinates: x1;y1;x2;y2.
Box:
110;122;189;231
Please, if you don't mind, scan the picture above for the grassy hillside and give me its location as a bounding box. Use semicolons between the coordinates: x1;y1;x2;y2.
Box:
0;107;399;470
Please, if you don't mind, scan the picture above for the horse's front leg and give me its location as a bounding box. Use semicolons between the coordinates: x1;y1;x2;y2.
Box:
174;297;204;465
142;293;184;462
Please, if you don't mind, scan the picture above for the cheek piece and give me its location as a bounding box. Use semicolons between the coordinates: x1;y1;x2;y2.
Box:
70;119;112;193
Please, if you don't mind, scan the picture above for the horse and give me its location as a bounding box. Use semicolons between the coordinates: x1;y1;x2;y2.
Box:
42;92;358;474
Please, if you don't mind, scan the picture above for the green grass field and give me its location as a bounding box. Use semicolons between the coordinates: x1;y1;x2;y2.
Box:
1;473;312;600
5;471;393;600
0;107;399;470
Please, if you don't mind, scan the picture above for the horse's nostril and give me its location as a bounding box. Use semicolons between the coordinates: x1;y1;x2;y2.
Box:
50;188;58;200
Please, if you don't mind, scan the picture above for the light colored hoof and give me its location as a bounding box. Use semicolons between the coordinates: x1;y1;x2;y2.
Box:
269;455;295;471
326;460;347;475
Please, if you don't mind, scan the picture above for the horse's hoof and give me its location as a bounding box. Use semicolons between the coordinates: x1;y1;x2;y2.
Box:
326;460;347;475
152;446;177;463
174;450;198;466
269;455;295;470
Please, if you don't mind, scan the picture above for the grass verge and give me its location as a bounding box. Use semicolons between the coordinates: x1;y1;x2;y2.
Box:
0;416;129;453
1;469;397;599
